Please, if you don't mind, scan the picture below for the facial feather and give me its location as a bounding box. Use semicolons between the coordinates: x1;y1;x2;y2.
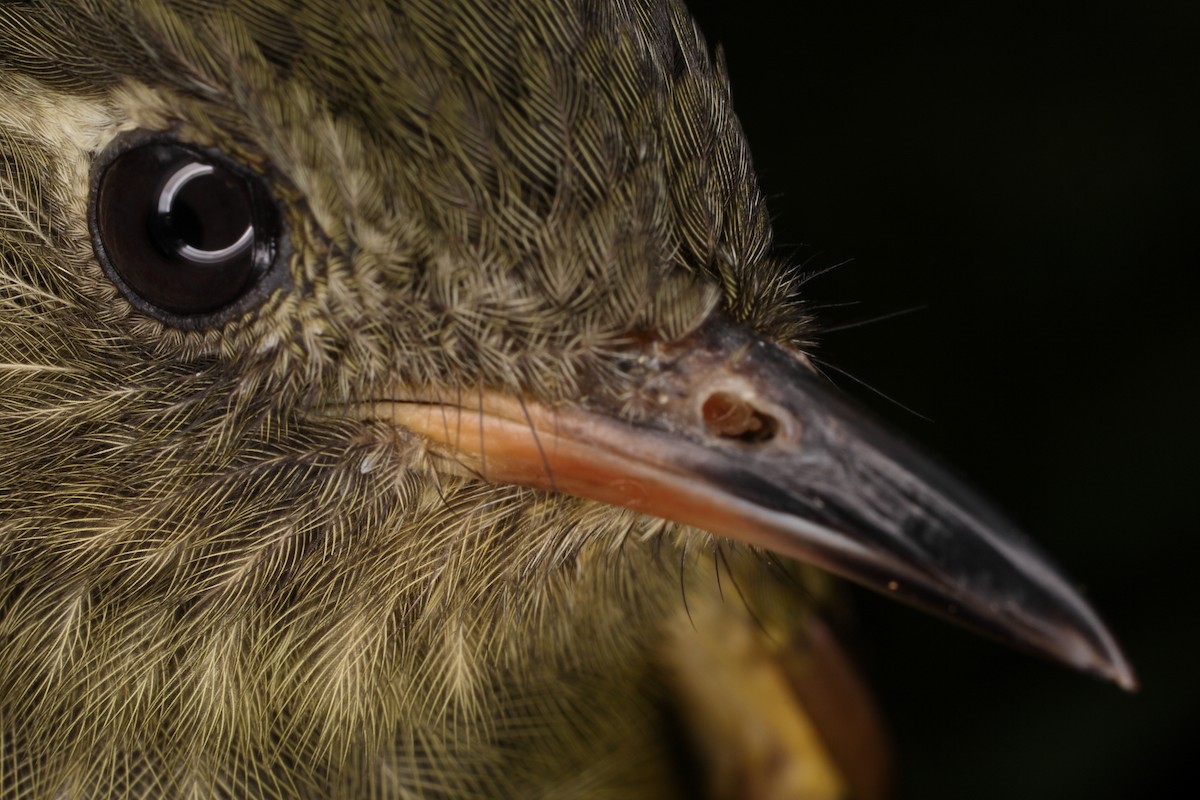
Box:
0;1;821;796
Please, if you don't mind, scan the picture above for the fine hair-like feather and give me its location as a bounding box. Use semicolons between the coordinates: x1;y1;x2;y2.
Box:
0;1;828;797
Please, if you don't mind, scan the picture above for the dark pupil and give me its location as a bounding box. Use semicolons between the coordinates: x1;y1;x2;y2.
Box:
152;162;254;262
91;139;279;321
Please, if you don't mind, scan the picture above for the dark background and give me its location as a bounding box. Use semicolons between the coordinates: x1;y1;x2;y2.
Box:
685;2;1198;798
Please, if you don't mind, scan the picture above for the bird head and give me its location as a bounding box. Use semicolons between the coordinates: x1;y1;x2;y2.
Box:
0;0;1131;794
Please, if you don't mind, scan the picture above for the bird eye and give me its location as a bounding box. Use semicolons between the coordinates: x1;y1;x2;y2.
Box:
90;135;284;326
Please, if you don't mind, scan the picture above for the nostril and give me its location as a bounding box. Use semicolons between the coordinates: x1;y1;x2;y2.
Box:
700;391;779;444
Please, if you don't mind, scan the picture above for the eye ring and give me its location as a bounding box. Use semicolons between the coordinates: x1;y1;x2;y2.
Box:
89;131;290;329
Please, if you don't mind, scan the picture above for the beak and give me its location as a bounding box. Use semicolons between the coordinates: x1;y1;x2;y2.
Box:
387;319;1136;690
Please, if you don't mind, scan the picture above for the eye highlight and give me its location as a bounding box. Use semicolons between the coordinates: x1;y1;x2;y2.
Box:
90;134;285;327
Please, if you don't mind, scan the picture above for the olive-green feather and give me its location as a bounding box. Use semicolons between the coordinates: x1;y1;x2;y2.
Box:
0;1;822;797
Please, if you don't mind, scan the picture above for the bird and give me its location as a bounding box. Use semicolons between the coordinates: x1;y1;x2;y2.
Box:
0;1;1135;798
